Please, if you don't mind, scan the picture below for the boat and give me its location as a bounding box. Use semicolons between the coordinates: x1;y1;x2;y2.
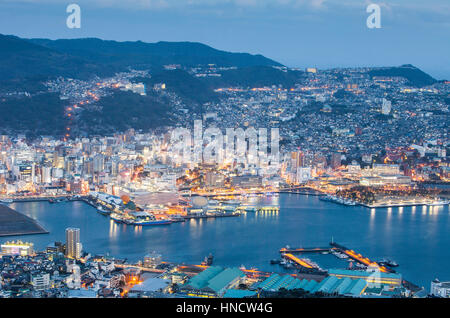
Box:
130;212;172;226
379;258;399;267
0;198;13;203
97;206;111;216
133;218;172;226
170;215;186;222
201;254;214;266
110;213;127;224
426;200;450;206
270;259;281;265
221;199;241;206
238;206;257;212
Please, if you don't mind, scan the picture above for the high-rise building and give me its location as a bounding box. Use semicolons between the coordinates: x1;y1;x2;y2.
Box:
65;228;82;259
296;167;312;184
331;153;342;170
382;98;391;115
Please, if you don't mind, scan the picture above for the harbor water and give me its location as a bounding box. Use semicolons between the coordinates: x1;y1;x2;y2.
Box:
2;193;450;290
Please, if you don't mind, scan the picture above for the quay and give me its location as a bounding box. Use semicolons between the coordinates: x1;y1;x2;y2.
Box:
280;242;395;274
329;242;393;273
280;247;332;253
282;253;316;270
0;195;86;203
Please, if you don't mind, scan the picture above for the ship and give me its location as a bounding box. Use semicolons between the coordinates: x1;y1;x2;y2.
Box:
320;195;357;206
110;213;124;223
201;254;214;266
426;200;450;206
169;215;186;222
130;212;172;226
0;198;13;203
378;258;399;267
110;213;132;224
97;206;111;216
49;198;67;204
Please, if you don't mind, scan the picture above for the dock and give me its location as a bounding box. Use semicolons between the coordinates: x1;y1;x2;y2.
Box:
329;242;393;273
279;242;395;274
280;247;332;253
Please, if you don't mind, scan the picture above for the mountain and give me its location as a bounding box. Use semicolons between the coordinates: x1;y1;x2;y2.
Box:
0;34;117;82
368;64;437;87
28;37;282;70
143;69;219;106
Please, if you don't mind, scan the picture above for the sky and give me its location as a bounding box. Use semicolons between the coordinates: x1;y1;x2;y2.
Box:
0;0;449;79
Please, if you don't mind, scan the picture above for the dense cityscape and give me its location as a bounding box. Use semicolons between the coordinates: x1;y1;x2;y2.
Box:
0;0;449;305
0;62;449;299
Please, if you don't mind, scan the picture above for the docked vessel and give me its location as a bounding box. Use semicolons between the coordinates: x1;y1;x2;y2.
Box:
426;200;450;206
201;254;214;266
97;206;111;216
110;213;132;224
378;258;399;267
131;212;172;226
0;198;13;203
169;215;186;222
320;195;357;206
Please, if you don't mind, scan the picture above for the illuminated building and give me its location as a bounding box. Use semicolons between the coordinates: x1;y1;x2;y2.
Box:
144;252;162;268
296;167;311;184
31;273;51;291
1;240;34;256
65;228;82;259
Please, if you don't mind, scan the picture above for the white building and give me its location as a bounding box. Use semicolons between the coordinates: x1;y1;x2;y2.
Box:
296;167;312;184
431;279;450;298
382;98;392;115
31;273;51;291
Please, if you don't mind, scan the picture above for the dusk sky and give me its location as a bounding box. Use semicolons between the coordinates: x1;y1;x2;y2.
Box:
1;0;449;79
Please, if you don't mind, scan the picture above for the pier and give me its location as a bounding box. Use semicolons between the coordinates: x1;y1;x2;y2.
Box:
329;242;393;273
280;242;395;274
282;253;315;269
280;247;332;253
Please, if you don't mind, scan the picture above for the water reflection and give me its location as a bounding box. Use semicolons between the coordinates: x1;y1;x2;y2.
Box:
2;196;450;290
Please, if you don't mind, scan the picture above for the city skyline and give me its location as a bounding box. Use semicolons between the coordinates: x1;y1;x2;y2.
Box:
0;0;449;302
